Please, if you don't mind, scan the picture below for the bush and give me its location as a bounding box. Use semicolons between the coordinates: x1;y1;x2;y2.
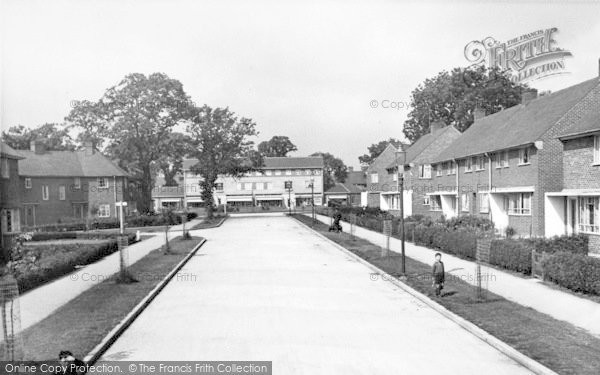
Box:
542;252;600;295
528;234;588;255
490;239;533;275
411;224;478;260
31;231;77;241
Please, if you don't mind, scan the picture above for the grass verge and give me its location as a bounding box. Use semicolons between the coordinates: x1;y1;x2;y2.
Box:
293;214;600;375
190;215;228;230
14;236;204;361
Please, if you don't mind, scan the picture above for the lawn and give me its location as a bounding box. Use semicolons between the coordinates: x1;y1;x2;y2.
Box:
190;215;228;230
11;236;204;361
293;214;600;375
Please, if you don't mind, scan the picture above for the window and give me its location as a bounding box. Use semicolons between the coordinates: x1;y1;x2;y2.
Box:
495;151;509;168
419;164;431;179
476;156;485;171
461;193;470;212
507;193;532;215
59;185;66;200
430;196;442;211
256;182;264;190
98;177;109;189
479;193;490;213
237;182;244;191
436;164;443;177
423;196;430;206
1;209;20;233
265;182;273;190
578;197;599;233
215;183;223;191
314;170;321;175
1;158;8;178
42;185;49;200
370;173;379;183
266;170;272;176
519;148;530;165
274;170;281;176
285;170;292;176
305;170;311;175
74;177;81;189
594;136;600;164
465;158;473;173
25;178;32;189
295;170;302;176
447;161;456;175
98;204;111;218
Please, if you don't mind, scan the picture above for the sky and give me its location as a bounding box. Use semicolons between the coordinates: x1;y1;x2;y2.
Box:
2;0;600;168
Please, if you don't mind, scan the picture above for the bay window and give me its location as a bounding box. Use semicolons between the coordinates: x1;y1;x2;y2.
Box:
578;197;599;233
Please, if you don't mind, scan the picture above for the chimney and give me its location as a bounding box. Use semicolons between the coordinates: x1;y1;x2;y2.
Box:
30;140;46;154
83;141;95;156
473;106;486;121
430;120;445;134
521;88;538;105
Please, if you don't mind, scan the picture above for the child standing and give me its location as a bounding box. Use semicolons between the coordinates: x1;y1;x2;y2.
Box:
432;252;445;297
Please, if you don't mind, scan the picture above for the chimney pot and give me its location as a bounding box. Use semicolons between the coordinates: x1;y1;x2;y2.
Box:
521;88;538;105
430;120;445;134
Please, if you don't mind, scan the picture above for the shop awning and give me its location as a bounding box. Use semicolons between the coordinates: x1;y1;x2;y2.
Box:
226;196;253;202
255;196;283;201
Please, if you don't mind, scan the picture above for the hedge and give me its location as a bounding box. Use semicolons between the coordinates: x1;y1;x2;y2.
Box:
489;239;533;275
528;234;588;255
542;252;600;295
8;232;137;293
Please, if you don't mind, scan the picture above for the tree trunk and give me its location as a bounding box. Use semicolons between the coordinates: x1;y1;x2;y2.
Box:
139;165;154;213
201;175;216;219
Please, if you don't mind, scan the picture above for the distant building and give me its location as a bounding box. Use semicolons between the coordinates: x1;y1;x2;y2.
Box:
17;141;131;227
1;142;24;250
324;168;367;207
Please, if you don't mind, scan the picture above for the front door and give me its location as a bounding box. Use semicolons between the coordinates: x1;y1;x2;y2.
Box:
567;198;577;234
24;205;35;227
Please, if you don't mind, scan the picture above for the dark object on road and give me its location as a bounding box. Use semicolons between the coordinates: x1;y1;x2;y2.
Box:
329;211;343;233
54;351;87;375
432;252;445;297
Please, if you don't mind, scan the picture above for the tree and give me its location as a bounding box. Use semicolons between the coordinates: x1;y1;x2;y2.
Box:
257;136;298;157
187;105;262;218
65;73;193;213
156;132;194;186
2;123;76;151
310;152;347;191
403;66;525;143
358;138;404;165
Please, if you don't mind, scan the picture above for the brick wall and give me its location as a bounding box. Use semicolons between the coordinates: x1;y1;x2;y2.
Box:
366;144;398;208
562;136;600;189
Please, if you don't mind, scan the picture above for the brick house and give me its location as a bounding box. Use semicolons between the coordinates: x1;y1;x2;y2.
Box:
545;98;600;253
151;174;185;211
178;156;325;210
365;144;401;209
17;141;131;227
1;142;24;248
324;168;367;207
390;122;462;218
426;76;600;237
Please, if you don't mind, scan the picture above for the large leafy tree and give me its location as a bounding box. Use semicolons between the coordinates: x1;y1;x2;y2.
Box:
358;138;404;165
2;123;76;151
403;66;525;143
65;73;193;213
156;132;194;186
187;105;262;218
310;152;347;191
257;135;298;157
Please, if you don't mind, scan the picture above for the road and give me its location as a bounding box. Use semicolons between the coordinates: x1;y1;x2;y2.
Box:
100;215;533;375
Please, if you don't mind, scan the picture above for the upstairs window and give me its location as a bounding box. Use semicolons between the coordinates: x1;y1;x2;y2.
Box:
419;164;432;179
74;177;81;189
465;158;473;173
98;177;109;189
370;173;379;183
436;164;443;177
42;185;49;200
59;185;66;200
519;148;531;165
214;183;224;191
594;136;600;164
447;161;457;175
274;170;282;176
476;156;485;171
25;178;32;189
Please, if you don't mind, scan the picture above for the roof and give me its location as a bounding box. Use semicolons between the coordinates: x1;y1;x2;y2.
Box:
386;126;461;169
0;142;24;159
431;77;600;163
325;182;366;194
559;107;600;139
345;171;366;186
17;149;129;177
183;156;325;171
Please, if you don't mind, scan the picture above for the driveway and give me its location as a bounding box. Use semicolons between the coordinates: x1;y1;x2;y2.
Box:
100;215;533;375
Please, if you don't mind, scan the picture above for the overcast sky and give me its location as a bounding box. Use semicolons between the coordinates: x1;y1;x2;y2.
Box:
2;0;600;168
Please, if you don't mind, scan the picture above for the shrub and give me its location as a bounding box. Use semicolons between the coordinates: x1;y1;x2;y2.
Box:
489;239;533;275
542;252;600;295
31;232;78;241
528;234;588;255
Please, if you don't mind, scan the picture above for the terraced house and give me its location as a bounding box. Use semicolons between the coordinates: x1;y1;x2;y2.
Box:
17;141;131;227
365;143;402;209
427;75;600;237
1;142;24;249
546;102;600;253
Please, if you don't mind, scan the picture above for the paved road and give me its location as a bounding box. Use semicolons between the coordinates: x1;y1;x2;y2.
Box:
101;215;532;375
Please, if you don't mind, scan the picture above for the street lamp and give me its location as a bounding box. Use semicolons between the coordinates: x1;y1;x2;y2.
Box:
285;180;293;215
396;150;407;275
308;175;315;224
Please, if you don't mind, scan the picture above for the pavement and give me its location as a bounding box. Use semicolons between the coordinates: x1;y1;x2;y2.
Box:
18;219;203;331
311;213;600;337
100;215;533;375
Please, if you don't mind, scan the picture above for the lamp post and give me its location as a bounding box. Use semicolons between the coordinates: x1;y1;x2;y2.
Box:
396;150;407;275
310;176;315;223
285;180;292;215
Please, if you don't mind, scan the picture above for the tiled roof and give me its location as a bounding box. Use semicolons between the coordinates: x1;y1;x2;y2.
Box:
0;142;23;159
325;182;365;194
386;126;461;169
345;171;366;186
183;156;325;171
18;149;129;177
559;106;600;139
431;77;600;163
